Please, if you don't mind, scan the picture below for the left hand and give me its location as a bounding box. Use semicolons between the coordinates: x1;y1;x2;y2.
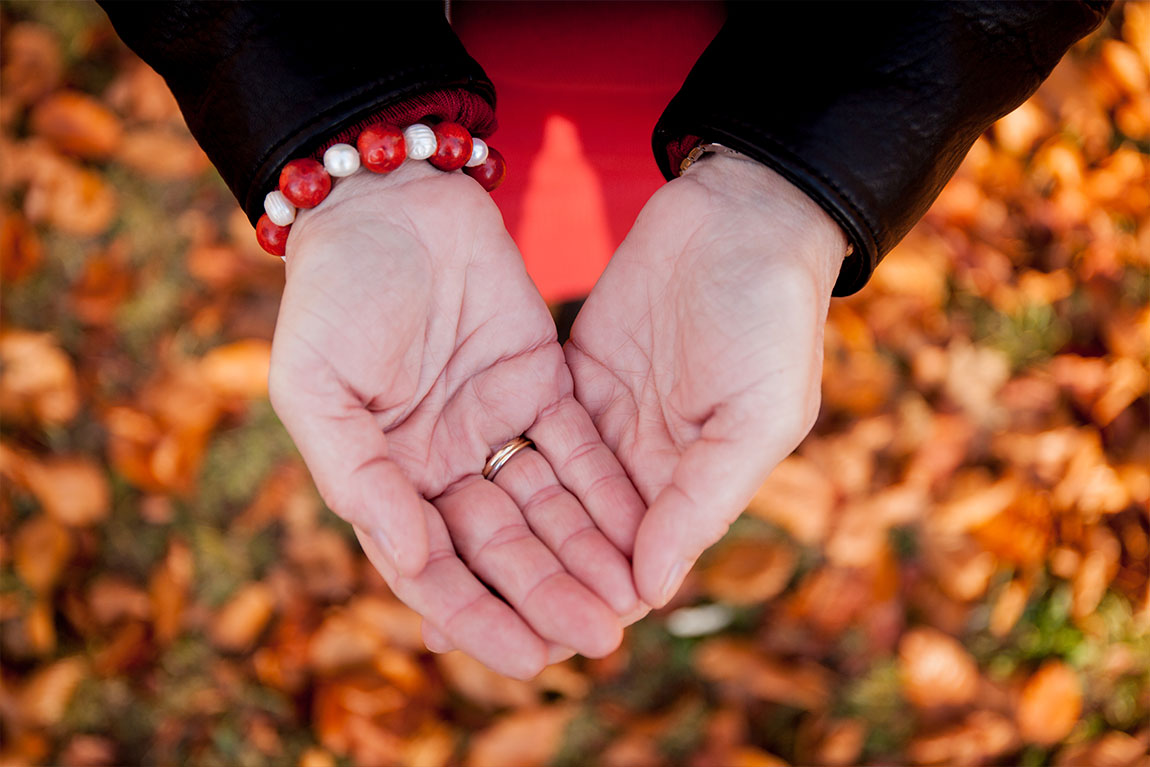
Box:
567;155;847;608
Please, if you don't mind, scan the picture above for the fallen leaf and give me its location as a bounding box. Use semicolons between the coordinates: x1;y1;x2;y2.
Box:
907;710;1020;766
464;705;577;767
210;582;275;652
13;515;73;594
88;577;150;626
116;128;209;180
1017;661;1082;745
0;209;44;282
70;242;134;326
695;638;832;710
435;651;537;709
0;330;80;425
18;656;87;728
746;455;836;545
0;22;62;106
701;539;797;605
200;339;271;399
20;455;110;526
898;627;979;708
30;91;122;159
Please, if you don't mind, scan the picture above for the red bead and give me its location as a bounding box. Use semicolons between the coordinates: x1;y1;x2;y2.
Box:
429;122;473;171
279;158;331;208
463;146;507;192
255;214;290;256
357;124;405;173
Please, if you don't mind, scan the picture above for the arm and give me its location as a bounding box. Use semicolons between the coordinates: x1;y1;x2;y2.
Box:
653;0;1112;295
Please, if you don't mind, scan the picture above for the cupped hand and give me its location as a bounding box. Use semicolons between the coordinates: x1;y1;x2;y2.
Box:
269;162;645;678
567;155;847;608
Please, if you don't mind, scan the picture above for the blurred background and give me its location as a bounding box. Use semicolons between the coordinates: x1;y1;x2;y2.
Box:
1;2;1148;766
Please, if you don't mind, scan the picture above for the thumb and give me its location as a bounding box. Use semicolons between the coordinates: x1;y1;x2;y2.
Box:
271;380;429;577
632;407;793;608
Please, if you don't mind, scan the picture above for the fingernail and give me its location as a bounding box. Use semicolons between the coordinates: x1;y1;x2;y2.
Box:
659;560;689;606
373;528;398;562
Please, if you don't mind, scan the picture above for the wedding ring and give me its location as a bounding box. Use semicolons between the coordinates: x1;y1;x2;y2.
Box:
482;436;534;481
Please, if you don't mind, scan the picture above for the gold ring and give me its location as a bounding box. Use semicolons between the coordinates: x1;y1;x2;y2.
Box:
482;436;534;481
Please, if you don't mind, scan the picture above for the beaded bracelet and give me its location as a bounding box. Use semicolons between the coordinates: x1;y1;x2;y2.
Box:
255;121;507;258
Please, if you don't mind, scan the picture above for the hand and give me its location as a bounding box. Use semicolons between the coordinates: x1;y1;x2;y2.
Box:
567;155;847;608
269;162;645;678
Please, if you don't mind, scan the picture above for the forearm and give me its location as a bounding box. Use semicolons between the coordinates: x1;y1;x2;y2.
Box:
99;1;495;224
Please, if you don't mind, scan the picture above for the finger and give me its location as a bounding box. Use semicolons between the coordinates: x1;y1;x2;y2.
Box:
528;396;646;555
493;447;639;614
435;477;623;658
423;620;577;665
273;376;428;576
354;517;549;679
632;408;786;608
421;621;454;654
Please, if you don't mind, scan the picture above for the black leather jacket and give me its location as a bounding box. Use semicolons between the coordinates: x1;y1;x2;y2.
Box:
101;1;1110;295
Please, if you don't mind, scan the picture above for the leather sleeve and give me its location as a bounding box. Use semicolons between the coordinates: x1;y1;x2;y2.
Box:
98;1;495;225
653;1;1113;296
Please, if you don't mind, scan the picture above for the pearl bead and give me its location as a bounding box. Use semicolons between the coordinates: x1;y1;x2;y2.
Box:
429;122;473;171
323;143;360;177
263;190;295;226
466;137;489;168
403;123;437;161
279;158;331;208
358;124;405;173
256;214;290;256
463;146;507;192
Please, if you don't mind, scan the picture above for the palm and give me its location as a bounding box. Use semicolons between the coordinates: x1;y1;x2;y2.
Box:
271;165;643;677
568;157;847;607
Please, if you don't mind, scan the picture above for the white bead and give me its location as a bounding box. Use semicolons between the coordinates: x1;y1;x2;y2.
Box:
264;190;295;226
323;143;360;177
466;137;489;167
280;255;286;263
403;123;436;160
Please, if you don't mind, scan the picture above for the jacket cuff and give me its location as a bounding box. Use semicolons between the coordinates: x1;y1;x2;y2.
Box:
654;1;1112;296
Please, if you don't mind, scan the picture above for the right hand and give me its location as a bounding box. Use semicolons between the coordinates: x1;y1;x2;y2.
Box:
268;161;646;678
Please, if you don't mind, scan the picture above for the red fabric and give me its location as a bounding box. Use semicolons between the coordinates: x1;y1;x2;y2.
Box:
455;2;725;302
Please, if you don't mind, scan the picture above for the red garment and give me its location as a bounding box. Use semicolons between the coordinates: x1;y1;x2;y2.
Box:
454;2;724;303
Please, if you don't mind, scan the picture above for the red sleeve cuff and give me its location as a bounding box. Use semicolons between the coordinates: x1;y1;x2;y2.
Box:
308;88;497;162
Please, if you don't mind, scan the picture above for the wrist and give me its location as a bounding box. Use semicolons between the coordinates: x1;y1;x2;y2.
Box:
682;152;849;295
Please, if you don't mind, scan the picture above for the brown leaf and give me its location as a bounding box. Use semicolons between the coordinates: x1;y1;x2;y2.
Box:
70;242;134;326
695;638;832;710
701;539;797;605
746;455;836;545
104;61;182;125
18;656;87;728
1055;731;1149;767
88;576;151;626
0;23;62;106
200;339;271;400
210;582;275;652
307;609;381;674
907;710;1020;766
898;627;979;709
20;455;110;526
1017;660;1082;745
13;515;73;594
116;128;209;180
24;159;118;236
435;651;537;709
59;734;117;767
30;91;122;159
0;209;43;283
811;718;867;767
0;330;79;425
464;704;577;767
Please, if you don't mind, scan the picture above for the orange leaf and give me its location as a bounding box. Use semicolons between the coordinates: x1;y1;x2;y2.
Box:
746;455;836;545
116;128;209;180
695;638;832;710
209;582;275;652
0;22;62;106
1016;661;1082;745
701;539;797;605
0;209;43;283
70;242;134;327
898;627;979;708
18;656;87;728
200;339;271;400
20;454;110;526
0;330;79;426
13;515;73;594
435;651;537;709
30;91;122;159
464;705;578;767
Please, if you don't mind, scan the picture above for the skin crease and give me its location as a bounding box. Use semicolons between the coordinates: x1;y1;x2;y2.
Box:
268;161;647;679
566;153;847;609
